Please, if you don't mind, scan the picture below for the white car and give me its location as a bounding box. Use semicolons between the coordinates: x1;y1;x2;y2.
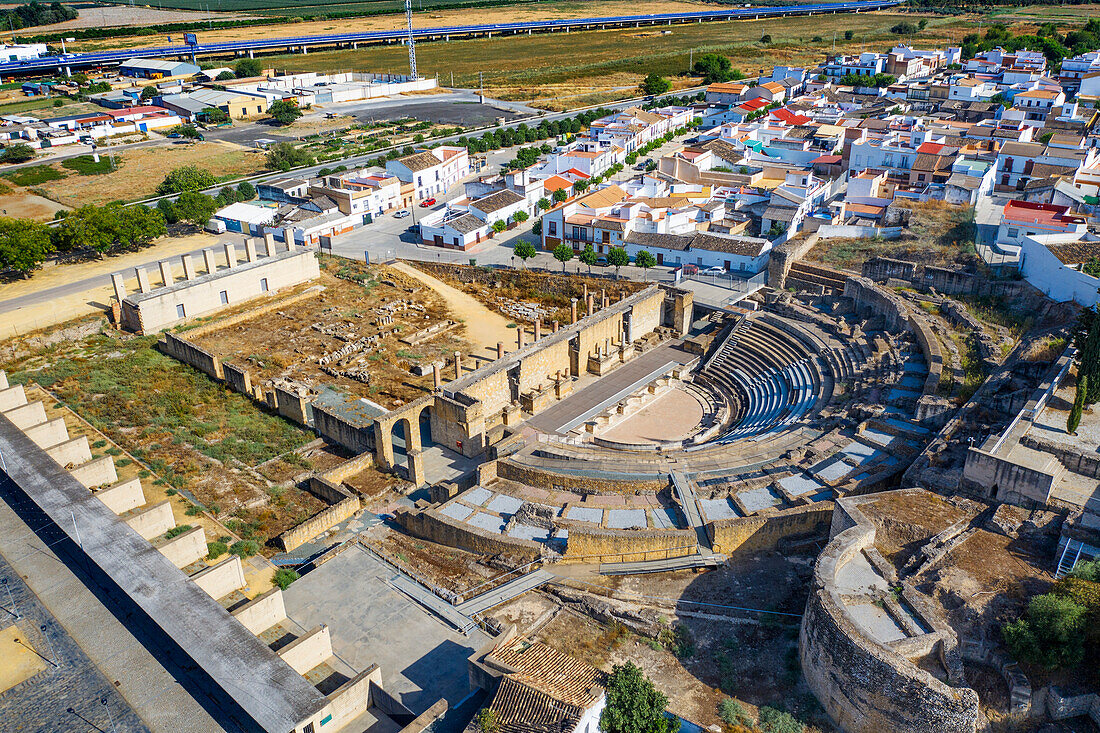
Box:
393;209;410;218
704;266;727;274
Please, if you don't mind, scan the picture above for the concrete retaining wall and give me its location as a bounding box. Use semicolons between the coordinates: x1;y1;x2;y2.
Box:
124;501;176;540
70;456;118;489
322;665;383;731
190;555;247;599
231;587;287;635
94;478;145;515
44;435;92;468
0;383;26;411
161;333;224;381
22;417;68;449
2;401;46;429
277;624;332;674
156;525;207;568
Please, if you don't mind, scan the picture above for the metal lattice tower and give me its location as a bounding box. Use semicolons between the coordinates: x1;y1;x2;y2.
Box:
405;0;418;80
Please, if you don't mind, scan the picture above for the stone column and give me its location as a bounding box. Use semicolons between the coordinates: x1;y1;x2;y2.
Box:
223;243;238;268
372;423;395;471
570;299;578;324
181;254;197;281
263;232;276;256
408;449;426;487
603;292;610;308
135;267;152;294
534;320;542;341
202;248;218;275
110;273;126;303
553;320;559;333
497;342;505;359
454;351;463;379
433;363;441;390
244;238;258;263
517;327;525;349
604;337;610;357
587;294;594;316
158;260;174;287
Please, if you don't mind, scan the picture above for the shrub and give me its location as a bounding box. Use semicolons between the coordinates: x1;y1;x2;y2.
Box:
273;568;299;590
0;143;35;163
1003;592;1087;670
163;524;193;540
758;707;804;733
61;155;115;175
2;164;66;186
230;540;261;558
157;165;216;195
718;699;751;727
206;540;228;559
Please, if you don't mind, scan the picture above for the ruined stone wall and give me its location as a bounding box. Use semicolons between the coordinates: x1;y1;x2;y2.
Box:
396;507;541;559
461;369;511;420
517;338;571;394
708;503;833;555
800;491;982;733
313;402;374;455
562;526;698;563
430;393;485;457
175;285;323;340
843;276;909;332
497;460;667;493
767;234;819;290
962;447;1055;506
630;290;665;341
160;333;223;380
279;495;361;552
576;310;625;362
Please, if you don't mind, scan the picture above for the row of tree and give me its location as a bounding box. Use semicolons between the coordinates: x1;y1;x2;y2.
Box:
2;1;75;30
512;240;657;279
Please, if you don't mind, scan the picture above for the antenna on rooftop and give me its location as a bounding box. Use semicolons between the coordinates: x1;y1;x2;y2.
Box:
405;0;418;80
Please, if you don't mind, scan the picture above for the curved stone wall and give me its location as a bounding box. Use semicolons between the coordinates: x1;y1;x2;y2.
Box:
800;492;981;733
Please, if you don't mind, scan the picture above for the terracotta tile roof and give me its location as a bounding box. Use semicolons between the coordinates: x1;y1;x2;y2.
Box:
397;150;442;172
542;175;574;193
471;189;525;214
490;638;604;709
488;676;586;733
576;184;627;210
1047;241;1100;265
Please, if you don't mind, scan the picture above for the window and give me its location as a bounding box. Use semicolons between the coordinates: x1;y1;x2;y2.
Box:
219;290;228;304
260;278;269;292
548;221;557;236
176;304;186;318
1007;227;1019;239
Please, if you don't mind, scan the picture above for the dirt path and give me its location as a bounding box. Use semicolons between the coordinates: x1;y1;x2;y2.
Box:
390;261;515;361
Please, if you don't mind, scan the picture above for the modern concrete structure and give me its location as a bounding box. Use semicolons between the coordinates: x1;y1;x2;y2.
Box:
114;245;320;334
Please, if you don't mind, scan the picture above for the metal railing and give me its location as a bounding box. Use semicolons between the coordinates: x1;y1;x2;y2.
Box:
989;346;1076;455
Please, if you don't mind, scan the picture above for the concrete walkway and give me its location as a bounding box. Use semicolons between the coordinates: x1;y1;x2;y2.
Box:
455;568;555;616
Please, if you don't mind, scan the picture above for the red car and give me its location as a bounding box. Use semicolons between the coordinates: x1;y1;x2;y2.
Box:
420;198;436;207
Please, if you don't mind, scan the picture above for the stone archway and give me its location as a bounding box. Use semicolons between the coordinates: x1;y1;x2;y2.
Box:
372;396;432;487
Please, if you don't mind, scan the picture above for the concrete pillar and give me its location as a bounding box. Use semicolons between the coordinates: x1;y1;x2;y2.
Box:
517;327;525;349
135;267;152;294
245;239;258;263
181;254;197;281
111;273;126;303
534;320;542;341
603;292;610;308
372;423;394;471
224;243;238;268
605;337;610;357
497;342;505;359
571;298;578;324
583;284;588;300
587;294;594;316
263;232;276;256
553;320;559;333
454;351;462;379
158;260;174;287
283;227;296;248
202;248;218;275
433;363;441;389
408;449;426;487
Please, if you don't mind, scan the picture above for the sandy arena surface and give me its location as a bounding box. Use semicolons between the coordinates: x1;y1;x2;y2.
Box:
0;626;48;692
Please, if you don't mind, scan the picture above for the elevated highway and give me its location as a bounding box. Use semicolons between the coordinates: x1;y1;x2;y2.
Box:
7;0;901;76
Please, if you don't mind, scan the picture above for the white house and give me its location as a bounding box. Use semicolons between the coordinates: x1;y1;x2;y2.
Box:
1019;232;1100;307
386;145;469;201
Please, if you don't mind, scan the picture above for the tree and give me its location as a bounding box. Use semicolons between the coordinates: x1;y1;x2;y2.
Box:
474;709;499;733
600;662;679;733
760;34;772;44
514;240;536;268
215;70;236;81
0;216;53;276
267;99;303;126
273;568;299;590
1004;592;1088;670
640;73;671;96
608;247;629;279
174;191;218;227
532;218;542;236
635;250;657;280
172;124;203;140
513;210;530;224
757;707;804;733
693;53;733;84
552;243;573;272
157;197;179;225
0;143;35;163
115;204;166;249
1069;373;1087;435
157;165;216;195
574;179;590;193
491;219;507;234
580;243;598;274
844;30;854;40
236;181;256;200
552;188;568;204
891;21;919;34
140;85;158;100
201;106;230;124
234;57;263;78
537;197;551;211
266;142;314;172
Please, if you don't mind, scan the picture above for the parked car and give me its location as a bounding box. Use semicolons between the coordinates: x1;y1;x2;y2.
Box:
704;266;726;274
394;209;410;218
420;197;436;207
596;256;608;266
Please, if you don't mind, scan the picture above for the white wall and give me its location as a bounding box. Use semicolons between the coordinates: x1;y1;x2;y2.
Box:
1021;233;1100;307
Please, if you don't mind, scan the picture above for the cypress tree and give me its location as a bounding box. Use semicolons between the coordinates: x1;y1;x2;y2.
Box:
1084;310;1100;404
1069;374;1087;436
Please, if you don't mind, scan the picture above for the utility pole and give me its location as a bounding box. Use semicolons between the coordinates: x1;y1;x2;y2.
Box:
405;0;418;80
